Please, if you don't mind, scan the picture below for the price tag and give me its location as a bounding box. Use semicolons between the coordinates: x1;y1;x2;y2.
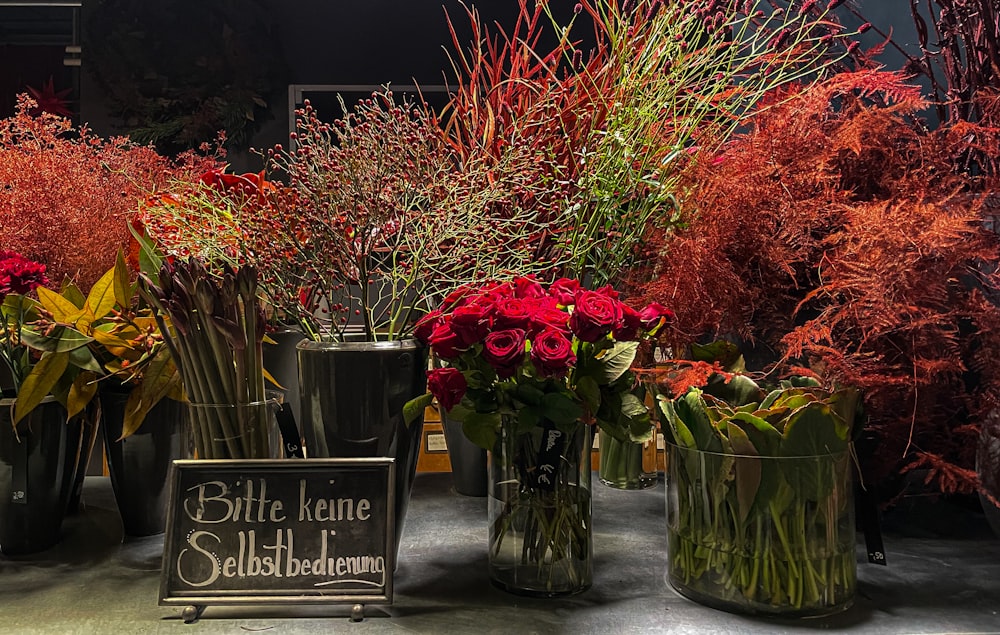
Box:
858;484;887;566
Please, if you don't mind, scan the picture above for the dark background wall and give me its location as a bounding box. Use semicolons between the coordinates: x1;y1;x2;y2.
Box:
0;1;926;171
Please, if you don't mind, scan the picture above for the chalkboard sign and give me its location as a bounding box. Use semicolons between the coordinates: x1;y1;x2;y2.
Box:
159;458;395;611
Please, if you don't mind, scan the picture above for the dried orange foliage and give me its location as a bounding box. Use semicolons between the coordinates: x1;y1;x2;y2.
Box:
633;70;1000;495
0;95;214;290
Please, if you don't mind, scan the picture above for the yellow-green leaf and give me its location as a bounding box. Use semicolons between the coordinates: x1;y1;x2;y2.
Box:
14;352;69;424
36;287;84;323
66;371;99;419
59;280;86;309
85;267;117;320
120;350;179;438
263;367;285;390
113;251;131;309
92;327;134;352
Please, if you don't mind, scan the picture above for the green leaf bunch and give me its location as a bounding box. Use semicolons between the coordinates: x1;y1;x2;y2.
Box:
657;372;860;612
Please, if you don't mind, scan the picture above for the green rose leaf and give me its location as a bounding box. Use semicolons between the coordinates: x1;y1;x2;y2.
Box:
541;391;583;426
596;341;638;385
575;375;601;414
515;405;541;435
403;392;434;428
463;411;502;450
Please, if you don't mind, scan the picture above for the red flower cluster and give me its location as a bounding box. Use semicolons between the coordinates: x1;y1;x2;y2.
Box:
417;277;674;410
0;251;49;300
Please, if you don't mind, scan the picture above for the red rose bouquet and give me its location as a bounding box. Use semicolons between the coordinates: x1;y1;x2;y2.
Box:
408;276;672;594
414;277;672;448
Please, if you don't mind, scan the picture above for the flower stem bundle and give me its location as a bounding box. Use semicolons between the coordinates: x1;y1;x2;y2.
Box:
140;257;270;459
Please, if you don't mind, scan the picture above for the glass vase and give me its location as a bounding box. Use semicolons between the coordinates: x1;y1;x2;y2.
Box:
598;428;658;490
187;393;282;460
665;442;856;617
488;420;593;597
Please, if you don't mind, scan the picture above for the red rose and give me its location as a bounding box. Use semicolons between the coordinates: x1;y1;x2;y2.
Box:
440;284;477;312
594;284;620;300
512;275;545;299
530;328;576;378
570;290;623;342
638;302;675;336
450;302;493;346
428;320;466;359
549;278;581;306
493;297;532;331
528;306;571;337
613;304;643;341
427;367;467;411
482;329;526;378
413;310;444;345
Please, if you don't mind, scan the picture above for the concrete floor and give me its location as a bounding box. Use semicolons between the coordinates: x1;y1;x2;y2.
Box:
1;473;999;634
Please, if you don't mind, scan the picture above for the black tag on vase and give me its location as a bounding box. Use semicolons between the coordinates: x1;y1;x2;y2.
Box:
532;423;565;492
858;484;887;565
274;403;305;459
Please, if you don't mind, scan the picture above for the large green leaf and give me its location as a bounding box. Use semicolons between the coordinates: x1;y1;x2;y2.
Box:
780;402;849;457
620;392;653;442
541;391;583;427
595;341;638;385
675;388;723;453
129;222;164;280
730;411;782;456
691;340;744;371
463;411;502;450
514;382;546;406
779;401;849;502
828;388;860;435
727;424;760;524
2;295;40;321
704;374;762;408
515;405;541;435
13;352;69;424
68;345;103;373
656;396;696;449
19;325;94;353
403;393;433;428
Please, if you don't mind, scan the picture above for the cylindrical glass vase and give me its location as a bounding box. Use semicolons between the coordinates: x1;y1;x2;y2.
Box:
488;420;593;597
598;428;658;490
187;394;282;460
665;442;855;617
